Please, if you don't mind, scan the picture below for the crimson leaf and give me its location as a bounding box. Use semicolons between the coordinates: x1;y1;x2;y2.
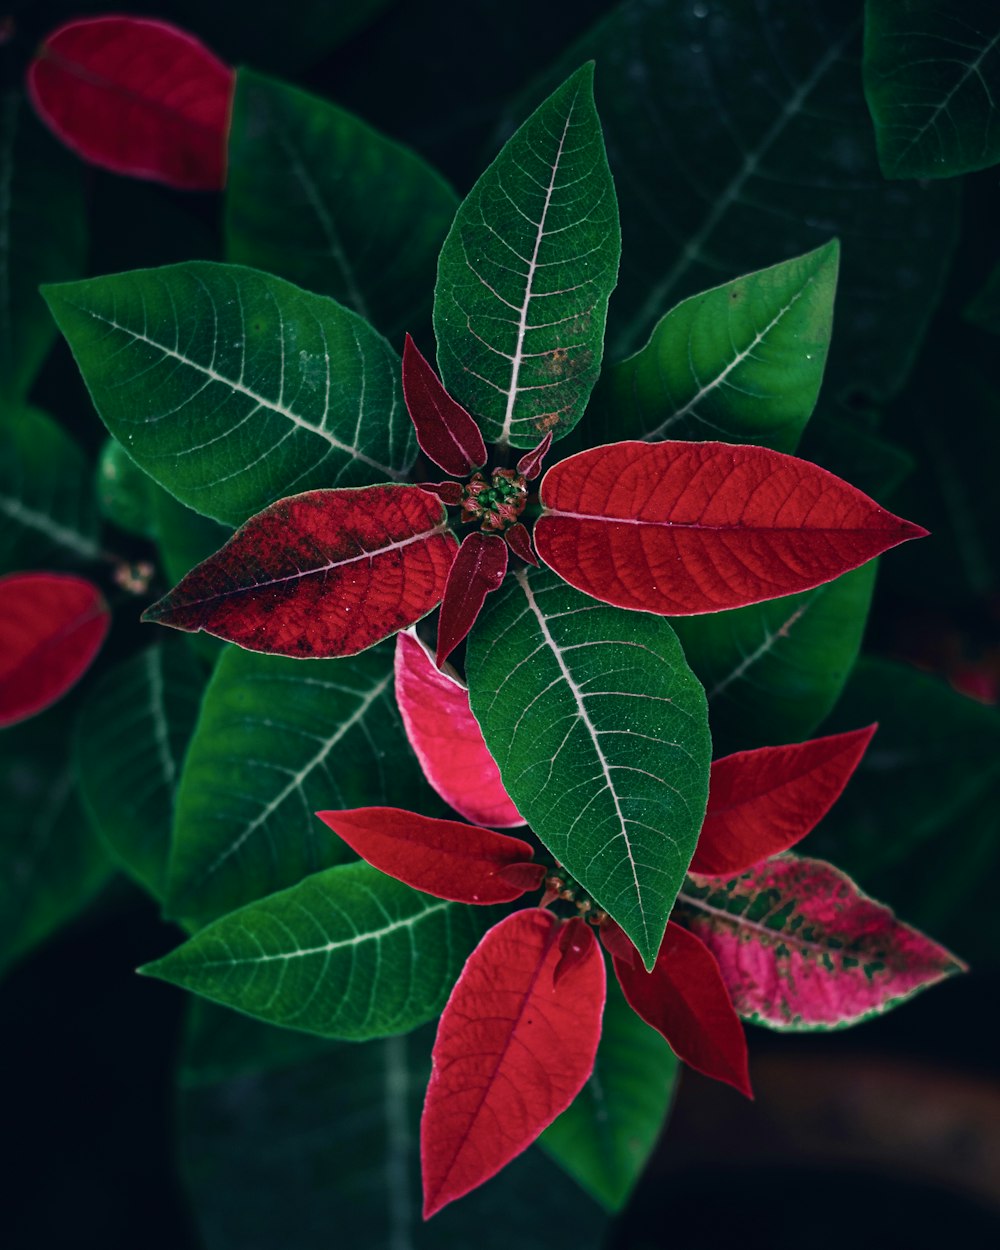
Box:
435;532;508;668
402;334;487;477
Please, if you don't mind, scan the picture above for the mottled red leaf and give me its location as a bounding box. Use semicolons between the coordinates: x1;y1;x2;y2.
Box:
535;441;927;615
692;725;877;876
503;522;538;566
28;16;233;190
315;807;536;905
394;630;523;827
422;909;605;1217
143;486;457;657
612;920;751;1097
0;572;109;727
403;334;487;477
435;532;508;668
676;856;966;1029
515;432;553;481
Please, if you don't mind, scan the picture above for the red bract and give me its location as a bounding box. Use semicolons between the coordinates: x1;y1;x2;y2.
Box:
607;919;752;1098
403;335;487;477
691;725;877;876
27;16;233;190
394;630;523;827
421;909;605;1218
515;432;553;481
315;807;538;905
0;572;109;727
503;522;538;566
143;486;457;657
435;532;508;667
535;441;927;615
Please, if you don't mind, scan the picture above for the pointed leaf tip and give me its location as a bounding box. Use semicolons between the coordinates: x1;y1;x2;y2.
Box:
436;532;508;668
403;334;487;476
516;432;553;481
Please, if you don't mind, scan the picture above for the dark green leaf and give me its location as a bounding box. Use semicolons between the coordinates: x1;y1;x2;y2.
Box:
95;438;158;539
75;641;206;901
43;262;416;526
145;861;489;1039
226;69;457;345
466;567;711;969
965;261;1000;333
167;641;429;927
864;0;1000;178
673;563;876;757
586;243;838;452
434;64;620;447
798;412;915;501
541;973;678;1210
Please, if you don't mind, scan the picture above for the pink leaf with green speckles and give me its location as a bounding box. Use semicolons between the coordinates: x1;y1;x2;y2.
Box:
674;855;966;1030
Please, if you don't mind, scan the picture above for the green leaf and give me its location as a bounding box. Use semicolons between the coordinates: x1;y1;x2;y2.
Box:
434;63;620;448
966;261;1000;333
0;405;101;573
75;641;206;902
864;0;1000;179
95;438;158;539
797;412;915;501
43;262;416;526
528;0;958;403
466;567;711;969
178;1005;609;1249
585;243;838;452
0;706;111;976
541;973;678;1210
144;860;490;1039
226;69;458;344
0;89;87;401
168;641;429;927
673;563;876;757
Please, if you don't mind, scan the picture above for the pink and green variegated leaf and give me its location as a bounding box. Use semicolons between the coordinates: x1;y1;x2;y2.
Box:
394;630;523;828
674;855;966;1030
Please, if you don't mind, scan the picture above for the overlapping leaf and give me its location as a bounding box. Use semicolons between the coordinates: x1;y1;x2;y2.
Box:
43;263;416;526
434;64;620;447
466;567;711;968
144;860;490;1039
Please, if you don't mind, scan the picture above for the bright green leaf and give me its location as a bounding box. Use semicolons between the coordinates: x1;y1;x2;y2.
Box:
226;69;458;345
43;262;416;526
434;63;620;448
466;567;711;969
144;861;490;1039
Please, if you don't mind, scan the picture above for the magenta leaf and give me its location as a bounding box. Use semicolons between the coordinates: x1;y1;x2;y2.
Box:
535;441;927;615
143;486;457;657
515;432;553;481
395;630;523;827
421;909;605;1217
692;725;877;876
607;920;752;1097
314;807;537;905
435;532;508;668
403;334;487;477
504;522;539;566
28;16;233;190
676;856;967;1029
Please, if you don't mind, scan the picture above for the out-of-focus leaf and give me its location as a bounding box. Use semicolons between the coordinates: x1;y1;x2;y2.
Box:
798;412;915;501
966;262;1000;333
95;438;158;539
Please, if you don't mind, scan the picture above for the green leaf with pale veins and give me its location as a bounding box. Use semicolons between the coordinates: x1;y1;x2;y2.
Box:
144;861;490;1039
167;641;430;928
586;243;838;452
466;567;711;970
43;263;416;527
864;0;1000;179
75;641;206;902
226;69;458;345
434;63;620;448
541;973;678;1210
672;563;876;758
0;406;101;574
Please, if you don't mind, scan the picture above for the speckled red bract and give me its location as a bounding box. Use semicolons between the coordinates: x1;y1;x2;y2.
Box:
435;532;508;667
28;16;233;190
535;440;927;615
144;486;457;657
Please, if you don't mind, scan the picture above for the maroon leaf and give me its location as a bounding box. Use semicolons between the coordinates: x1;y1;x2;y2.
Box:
598;916;638;968
27;16;233;190
503;522;538;566
0;572;109;727
515;432;553;481
403;334;487;477
421;908;605;1217
498;862;547;892
314;807;537;905
419;481;465;506
553;917;595;987
612;920;752;1098
435;532;508;668
535;441;927;615
143;486;457;657
676;856;967;1029
394;630;523;827
692;725;877;876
